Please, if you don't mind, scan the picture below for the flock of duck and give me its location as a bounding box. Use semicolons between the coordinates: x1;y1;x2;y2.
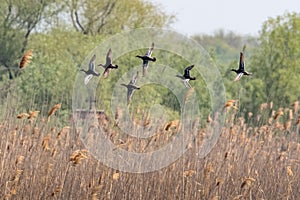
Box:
80;42;252;104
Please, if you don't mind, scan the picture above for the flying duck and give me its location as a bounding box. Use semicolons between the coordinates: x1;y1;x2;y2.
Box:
121;71;140;105
231;51;252;81
136;42;156;76
80;54;100;85
176;65;196;88
98;48;118;78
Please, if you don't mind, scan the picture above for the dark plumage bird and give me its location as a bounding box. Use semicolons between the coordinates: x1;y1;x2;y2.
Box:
80;54;100;85
231;51;252;81
121;71;140;105
176;65;196;88
136;42;156;76
98;48;118;79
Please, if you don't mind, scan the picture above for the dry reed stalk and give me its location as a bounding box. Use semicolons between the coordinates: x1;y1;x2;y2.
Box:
114;106;122;126
284;120;291;131
15;156;24;166
248;112;253;118
51;148;57;157
113;171;120;180
92;184;103;200
260;102;268;111
287;166;294;177
223;100;238;111
184;87;195;103
183;170;196;177
69;150;88;165
211;196;219;200
268;117;273;125
135;106;140;115
215;178;224;187
296;116;300;125
274;108;284;120
47;103;62;119
42;137;50;151
32;127;38;135
269;101;273;109
144;114;151;128
51;186;63;196
56;126;70;139
291;101;299;114
23;123;31;134
204;162;214;178
17;113;29;119
274;121;284;130
241;177;255;189
10;129;17;136
164;119;180;131
207;113;212;123
27;111;39;119
19;49;33;69
12;169;23;182
289;109;294;120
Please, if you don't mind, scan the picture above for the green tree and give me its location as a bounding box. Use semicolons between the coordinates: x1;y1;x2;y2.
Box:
0;0;175;118
65;0;174;35
251;12;300;108
0;0;62;79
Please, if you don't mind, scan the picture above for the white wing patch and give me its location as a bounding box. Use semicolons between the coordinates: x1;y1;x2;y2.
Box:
84;74;93;85
234;73;243;81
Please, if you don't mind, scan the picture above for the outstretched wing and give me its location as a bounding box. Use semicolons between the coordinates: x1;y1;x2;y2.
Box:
106;48;112;66
84;74;93;85
127;88;133;105
234;73;243;81
145;42;154;56
142;60;149;76
238;52;245;71
183;80;191;88
130;71;139;85
89;54;96;71
184;65;194;77
103;68;110;79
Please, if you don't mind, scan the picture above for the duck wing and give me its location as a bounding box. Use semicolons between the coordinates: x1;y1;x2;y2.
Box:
130;71;139;85
103;68;110;79
145;42;154;56
106;48;112;66
184;65;194;78
238;52;245;71
234;73;243;81
89;54;96;71
84;74;93;85
127;88;133;104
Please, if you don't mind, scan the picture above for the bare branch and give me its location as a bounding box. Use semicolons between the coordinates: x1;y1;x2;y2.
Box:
74;10;87;34
70;9;79;31
96;1;116;33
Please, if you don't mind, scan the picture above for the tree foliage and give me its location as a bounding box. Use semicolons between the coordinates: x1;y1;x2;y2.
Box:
0;0;62;79
250;12;300;108
0;0;175;118
0;0;299;123
64;0;174;35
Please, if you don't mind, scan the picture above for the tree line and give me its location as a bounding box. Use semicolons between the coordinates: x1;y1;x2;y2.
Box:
0;0;299;123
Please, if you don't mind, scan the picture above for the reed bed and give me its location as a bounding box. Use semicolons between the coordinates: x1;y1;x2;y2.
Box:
0;101;299;199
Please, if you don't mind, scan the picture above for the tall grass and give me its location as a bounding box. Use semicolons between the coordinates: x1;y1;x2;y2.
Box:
0;99;299;199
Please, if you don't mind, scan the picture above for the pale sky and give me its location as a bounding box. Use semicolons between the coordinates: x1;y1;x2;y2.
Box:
149;0;300;36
